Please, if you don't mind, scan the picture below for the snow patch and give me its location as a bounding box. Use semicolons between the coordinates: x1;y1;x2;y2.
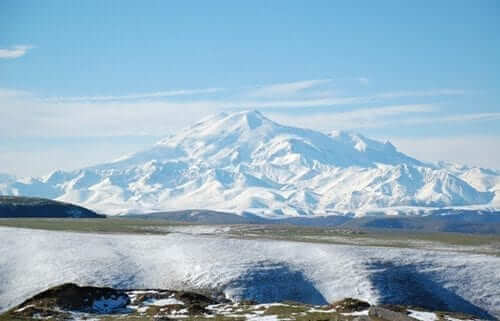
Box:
408;309;439;321
145;297;184;306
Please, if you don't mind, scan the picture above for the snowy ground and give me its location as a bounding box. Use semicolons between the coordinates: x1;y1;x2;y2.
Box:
0;226;499;319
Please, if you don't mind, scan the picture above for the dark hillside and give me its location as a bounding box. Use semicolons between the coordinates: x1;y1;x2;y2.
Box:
0;196;104;218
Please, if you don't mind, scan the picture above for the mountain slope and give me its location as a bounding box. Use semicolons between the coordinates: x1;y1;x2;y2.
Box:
0;196;104;218
1;111;497;216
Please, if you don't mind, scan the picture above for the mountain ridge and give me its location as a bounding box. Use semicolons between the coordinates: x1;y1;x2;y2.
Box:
1;110;498;217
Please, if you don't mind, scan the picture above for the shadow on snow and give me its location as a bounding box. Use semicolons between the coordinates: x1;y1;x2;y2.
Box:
225;261;327;305
367;261;495;320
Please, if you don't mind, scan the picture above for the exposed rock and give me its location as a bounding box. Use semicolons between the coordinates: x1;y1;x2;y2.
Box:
377;304;411;313
18;283;129;313
175;290;217;306
1;283;485;321
369;306;419;321
331;297;371;313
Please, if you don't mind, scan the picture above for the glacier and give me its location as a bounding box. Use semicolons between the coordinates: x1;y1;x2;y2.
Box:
1;110;499;216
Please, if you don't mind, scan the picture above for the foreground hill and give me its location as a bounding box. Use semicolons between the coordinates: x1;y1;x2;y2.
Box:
0;283;485;321
1;227;499;318
0;196;104;218
1;111;499;217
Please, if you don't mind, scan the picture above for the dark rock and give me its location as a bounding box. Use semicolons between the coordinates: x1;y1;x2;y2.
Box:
133;290;174;304
331;298;370;313
369;307;419;321
377;304;410;313
175;291;217;306
18;283;129;313
186;303;208;315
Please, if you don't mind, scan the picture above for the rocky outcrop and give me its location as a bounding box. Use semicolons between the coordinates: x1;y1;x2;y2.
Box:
369;307;419;321
18;283;129;313
331;297;371;313
0;283;484;321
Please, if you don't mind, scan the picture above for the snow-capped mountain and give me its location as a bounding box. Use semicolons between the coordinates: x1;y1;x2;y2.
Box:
2;110;498;216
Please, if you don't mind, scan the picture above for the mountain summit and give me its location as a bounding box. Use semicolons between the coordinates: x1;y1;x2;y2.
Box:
2;111;498;216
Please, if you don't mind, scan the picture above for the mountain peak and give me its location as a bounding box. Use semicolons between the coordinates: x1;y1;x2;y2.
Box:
2;111;497;216
217;110;268;130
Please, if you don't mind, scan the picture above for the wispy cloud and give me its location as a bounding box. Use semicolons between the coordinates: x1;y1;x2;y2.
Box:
268;104;437;131
438;112;500;122
33;76;467;108
392;135;500;170
48;87;223;102
230;88;467;109
0;88;32;98
375;89;468;99
374;112;500;127
248;79;331;98
0;82;480;139
270;108;500;132
358;77;370;85
0;45;34;59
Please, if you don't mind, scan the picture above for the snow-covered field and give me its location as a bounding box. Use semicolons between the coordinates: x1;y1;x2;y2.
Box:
0;226;499;319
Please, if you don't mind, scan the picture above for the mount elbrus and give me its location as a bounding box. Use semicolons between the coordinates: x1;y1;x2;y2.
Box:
2;111;499;216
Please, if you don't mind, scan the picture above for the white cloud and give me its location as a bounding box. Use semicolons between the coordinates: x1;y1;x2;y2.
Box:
49;87;223;102
248;79;331;98
268;104;437;131
375;89;467;99
0;45;34;59
391;136;500;170
0;85;488;139
0;95;223;137
268;107;500;132
0;88;32;98
380;112;500;127
440;112;500;122
0;140;155;177
18;78;467;110
358;77;370;85
234;88;467;109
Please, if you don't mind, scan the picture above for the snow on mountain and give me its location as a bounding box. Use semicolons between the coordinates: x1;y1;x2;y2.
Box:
436;161;500;207
1;110;498;216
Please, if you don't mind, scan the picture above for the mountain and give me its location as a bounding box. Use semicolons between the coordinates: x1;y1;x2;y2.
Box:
1;110;498;217
0;196;104;218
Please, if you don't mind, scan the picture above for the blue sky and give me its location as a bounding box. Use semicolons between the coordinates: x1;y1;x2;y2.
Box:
1;1;499;176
